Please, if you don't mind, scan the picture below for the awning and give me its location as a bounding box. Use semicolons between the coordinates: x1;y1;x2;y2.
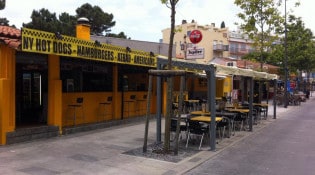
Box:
214;64;278;80
157;56;278;80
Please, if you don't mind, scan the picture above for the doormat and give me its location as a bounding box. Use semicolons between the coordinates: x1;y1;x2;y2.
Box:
123;142;200;163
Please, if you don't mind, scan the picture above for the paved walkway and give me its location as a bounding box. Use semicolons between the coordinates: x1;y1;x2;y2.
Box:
0;97;309;175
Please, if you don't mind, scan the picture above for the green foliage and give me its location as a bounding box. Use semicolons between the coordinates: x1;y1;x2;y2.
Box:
234;0;283;55
75;3;116;36
0;17;12;27
23;9;60;33
286;16;315;73
58;13;77;37
22;3;126;38
242;51;271;63
270;15;315;76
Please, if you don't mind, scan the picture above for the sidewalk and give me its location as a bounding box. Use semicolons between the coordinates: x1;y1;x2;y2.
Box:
0;98;309;175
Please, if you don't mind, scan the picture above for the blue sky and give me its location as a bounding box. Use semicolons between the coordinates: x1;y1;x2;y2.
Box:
0;0;312;42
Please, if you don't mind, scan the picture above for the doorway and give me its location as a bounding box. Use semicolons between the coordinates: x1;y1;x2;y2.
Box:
16;54;48;127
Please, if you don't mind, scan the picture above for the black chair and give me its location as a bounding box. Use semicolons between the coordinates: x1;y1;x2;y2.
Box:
170;118;188;141
186;120;208;150
217;112;237;136
233;112;247;131
216;117;230;139
68;97;84;126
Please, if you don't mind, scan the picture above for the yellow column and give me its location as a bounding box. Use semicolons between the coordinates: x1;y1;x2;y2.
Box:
0;46;15;145
47;55;62;134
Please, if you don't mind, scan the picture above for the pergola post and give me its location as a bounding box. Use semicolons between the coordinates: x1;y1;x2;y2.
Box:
206;65;217;151
248;77;254;131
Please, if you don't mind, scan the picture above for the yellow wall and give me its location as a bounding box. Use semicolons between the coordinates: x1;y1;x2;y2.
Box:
0;46;15;145
61;91;154;126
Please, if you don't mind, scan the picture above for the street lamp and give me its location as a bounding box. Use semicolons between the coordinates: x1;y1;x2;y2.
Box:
283;0;288;108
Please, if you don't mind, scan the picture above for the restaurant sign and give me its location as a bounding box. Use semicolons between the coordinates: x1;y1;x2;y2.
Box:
21;28;157;67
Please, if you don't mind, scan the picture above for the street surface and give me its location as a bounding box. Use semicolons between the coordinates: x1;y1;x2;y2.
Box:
184;97;315;175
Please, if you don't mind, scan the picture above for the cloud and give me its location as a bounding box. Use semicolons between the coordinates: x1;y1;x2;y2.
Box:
0;0;313;42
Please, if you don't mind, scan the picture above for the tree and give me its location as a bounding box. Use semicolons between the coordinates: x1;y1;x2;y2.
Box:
0;17;14;27
75;3;116;36
23;8;60;33
23;3;127;38
58;12;77;36
273;15;315;81
107;32;127;39
287;16;315;75
269;14;315;95
160;0;179;153
234;0;283;102
0;0;5;10
220;21;226;29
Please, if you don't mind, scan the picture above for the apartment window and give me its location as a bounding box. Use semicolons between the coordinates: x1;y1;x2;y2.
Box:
240;43;246;51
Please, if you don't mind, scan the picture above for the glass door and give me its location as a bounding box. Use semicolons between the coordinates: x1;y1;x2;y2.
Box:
17;71;47;125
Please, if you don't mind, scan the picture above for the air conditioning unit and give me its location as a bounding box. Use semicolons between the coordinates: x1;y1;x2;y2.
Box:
226;61;237;67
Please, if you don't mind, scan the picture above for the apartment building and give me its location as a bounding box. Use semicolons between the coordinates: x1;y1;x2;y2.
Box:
162;20;260;61
161;20;229;64
228;28;255;59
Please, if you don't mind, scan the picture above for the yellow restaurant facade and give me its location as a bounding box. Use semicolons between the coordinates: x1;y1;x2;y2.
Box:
0;20;234;145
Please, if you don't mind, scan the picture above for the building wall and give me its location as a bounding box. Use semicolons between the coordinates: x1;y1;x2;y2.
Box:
228;29;255;59
0;45;16;145
162;21;229;63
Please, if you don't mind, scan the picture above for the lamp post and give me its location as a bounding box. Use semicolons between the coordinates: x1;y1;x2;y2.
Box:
283;0;288;108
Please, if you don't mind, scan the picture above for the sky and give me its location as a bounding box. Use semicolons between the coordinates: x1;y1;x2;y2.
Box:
0;0;313;42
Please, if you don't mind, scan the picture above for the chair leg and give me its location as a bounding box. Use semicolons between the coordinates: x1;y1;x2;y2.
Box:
185;132;190;148
222;126;226;139
199;134;204;150
240;120;244;131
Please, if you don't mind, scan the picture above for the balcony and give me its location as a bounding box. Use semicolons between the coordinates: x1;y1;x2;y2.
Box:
229;47;254;55
213;44;229;52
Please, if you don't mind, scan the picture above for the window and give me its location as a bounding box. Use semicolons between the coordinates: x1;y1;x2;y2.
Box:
60;57;113;92
240;43;246;51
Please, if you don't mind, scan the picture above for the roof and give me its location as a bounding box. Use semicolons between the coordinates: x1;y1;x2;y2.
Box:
0;26;21;50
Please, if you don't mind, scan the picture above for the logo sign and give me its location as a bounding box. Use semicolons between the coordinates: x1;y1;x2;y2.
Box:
189;30;202;44
186;47;204;59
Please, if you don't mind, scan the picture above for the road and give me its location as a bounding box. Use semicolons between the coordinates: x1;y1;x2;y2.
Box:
184;97;315;175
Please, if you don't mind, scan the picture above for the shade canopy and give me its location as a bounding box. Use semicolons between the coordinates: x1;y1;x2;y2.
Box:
157;56;278;80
